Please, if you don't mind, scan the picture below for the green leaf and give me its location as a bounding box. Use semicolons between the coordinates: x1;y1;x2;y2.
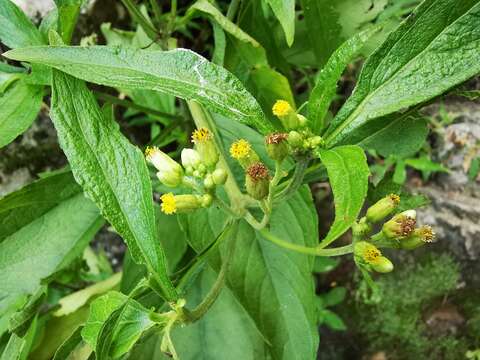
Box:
325;0;480;146
5;46;270;133
318;145;370;247
264;0;295;46
321;287;346;307
0;192;102;302
404;157;449;173
82;291;155;359
166;267;268;359
0;0;45;49
190;0;259;47
357;113;429;157
8;287;46;337
393;160;407;184
52;326;84;360
50;70;176;300
319;309;346;331
0;78;43;148
54;0;83;44
0;171;81;241
308;26;379;133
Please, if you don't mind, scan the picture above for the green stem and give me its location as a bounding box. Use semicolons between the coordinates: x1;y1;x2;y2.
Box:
226;0;241;20
259;229;354;257
186;221;238;322
96;92;182;121
274;158;309;203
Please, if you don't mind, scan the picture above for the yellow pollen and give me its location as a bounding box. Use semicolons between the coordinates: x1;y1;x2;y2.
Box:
191;128;212;143
160;193;176;215
389;193;401;204
145;146;158;160
420;226;435;242
363;246;382;264
272;100;292;117
230;139;251;159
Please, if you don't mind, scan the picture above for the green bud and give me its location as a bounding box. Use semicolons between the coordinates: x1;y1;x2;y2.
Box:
401;225;436;250
245;162;270;200
265;133;289;161
160;193;203;214
145;146;183;187
192;128;219;168
201;194;213;207
212;168;227;185
203;174;215;189
308;135;324;148
354;241;393;273
382;210;417;239
366;194;401;223
297;114;308;128
287;131;303;148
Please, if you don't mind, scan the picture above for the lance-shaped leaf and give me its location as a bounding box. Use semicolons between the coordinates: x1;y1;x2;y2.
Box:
4;46;271;133
0;0;45;49
50;70;176;300
318;145;370;248
0;78;43;148
264;0;295;46
325;0;480;147
308;26;379;133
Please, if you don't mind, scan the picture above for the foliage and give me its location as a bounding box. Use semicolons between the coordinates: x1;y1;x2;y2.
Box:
0;0;479;358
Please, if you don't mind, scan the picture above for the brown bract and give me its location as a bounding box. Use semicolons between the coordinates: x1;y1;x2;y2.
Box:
265;132;288;145
246;162;269;181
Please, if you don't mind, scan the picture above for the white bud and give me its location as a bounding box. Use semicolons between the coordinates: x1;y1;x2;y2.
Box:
401;210;417;220
146;147;183;187
181;148;202;169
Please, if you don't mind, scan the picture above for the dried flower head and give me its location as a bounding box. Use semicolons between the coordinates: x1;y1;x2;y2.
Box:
246;162;269;181
265;132;288;145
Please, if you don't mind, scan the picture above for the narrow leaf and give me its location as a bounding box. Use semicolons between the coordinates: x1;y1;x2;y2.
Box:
325;0;480;146
50;70;176;300
5;46;271;133
264;0;295;46
308;26;379;133
318;145;370;247
54;0;83;44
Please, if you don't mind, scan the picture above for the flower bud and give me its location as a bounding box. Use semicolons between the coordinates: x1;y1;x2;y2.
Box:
272;100;298;130
245;162;270;200
354;241;393;273
382;210;417;239
287;131;303;148
230;139;260;168
192;128;219;168
401;225;436;250
211;168;227;185
297;114;308;128
203;174;215;189
366;194;401;223
181;148;201;169
145;147;183;187
265;133;289;161
160;193;203;215
201;194;213;207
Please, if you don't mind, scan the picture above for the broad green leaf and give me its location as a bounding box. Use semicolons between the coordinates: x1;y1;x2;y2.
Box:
1;334;26;360
50;71;176;300
82;291;155;359
318;145;370;247
0;0;45;49
357;113;429;157
52;326;84;360
0;192;102;303
264;0;295;46
300;0;387;65
0;171;81;242
0;78;43;148
54;0;83;44
190;0;259;47
308;26;379;133
147;267;268;359
325;0;480;146
8;287;46;337
5;46;271;133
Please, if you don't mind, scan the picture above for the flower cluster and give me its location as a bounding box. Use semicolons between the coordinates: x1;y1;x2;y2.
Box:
145;127;226;215
353;194;436;274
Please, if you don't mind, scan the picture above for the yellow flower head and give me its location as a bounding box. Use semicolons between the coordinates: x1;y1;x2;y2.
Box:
272;100;293;117
418;225;436;243
363;244;382;265
191;128;213;143
160;193;176;215
230;139;251;159
388;193;401;205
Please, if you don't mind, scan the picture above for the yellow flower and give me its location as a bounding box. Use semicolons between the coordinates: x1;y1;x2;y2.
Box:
144;146;158;159
230;139;251;159
272;100;293;117
191;128;212;143
160;193;176;215
362;244;382;265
